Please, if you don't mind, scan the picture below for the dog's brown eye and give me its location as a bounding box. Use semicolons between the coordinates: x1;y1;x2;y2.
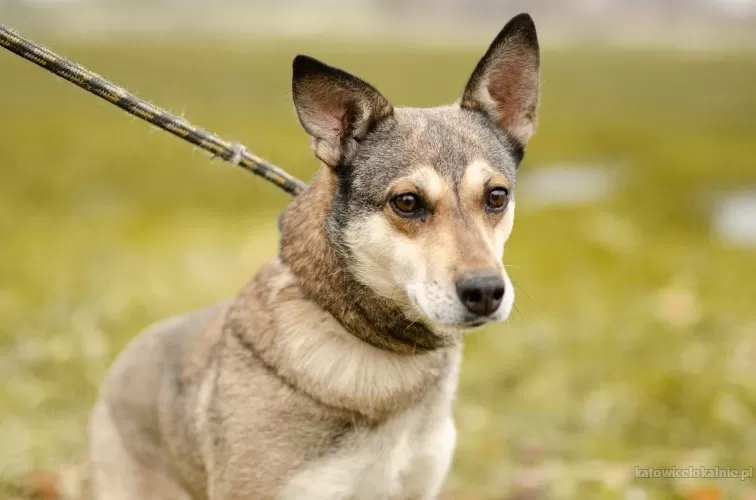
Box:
486;188;509;211
392;193;421;216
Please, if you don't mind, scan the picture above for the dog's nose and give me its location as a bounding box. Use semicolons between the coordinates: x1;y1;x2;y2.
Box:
455;273;505;317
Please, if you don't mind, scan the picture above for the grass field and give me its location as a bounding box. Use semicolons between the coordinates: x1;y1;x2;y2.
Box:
1;37;756;499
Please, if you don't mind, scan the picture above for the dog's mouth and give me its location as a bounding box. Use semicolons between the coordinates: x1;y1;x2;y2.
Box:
459;317;489;329
437;315;493;330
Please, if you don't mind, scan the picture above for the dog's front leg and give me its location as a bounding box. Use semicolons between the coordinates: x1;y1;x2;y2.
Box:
397;416;457;500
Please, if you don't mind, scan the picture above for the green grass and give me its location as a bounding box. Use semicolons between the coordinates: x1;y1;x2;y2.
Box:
1;38;756;499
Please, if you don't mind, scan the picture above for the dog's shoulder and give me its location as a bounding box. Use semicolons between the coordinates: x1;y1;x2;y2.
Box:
178;302;230;383
100;301;228;404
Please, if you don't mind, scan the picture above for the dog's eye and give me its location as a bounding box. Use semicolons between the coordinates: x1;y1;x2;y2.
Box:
392;193;422;217
485;188;509;212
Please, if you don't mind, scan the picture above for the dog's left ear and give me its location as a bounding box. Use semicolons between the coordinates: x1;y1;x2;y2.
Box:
292;55;393;168
461;13;540;145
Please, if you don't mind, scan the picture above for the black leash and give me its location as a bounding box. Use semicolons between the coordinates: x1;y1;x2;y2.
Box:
0;24;307;196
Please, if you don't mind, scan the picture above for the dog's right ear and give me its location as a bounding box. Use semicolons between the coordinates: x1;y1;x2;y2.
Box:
292;55;393;168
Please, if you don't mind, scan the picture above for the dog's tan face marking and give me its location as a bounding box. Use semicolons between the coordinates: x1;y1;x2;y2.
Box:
346;159;516;330
460;159;514;262
383;166;448;237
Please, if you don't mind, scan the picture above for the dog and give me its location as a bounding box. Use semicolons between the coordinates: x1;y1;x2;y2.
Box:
88;13;540;500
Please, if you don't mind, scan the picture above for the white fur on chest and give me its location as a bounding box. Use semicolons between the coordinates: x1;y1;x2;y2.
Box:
280;409;456;500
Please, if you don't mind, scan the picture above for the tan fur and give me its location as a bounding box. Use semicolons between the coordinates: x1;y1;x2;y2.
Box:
87;164;516;500
89;251;460;500
279;170;448;353
345;159;515;329
89;15;538;499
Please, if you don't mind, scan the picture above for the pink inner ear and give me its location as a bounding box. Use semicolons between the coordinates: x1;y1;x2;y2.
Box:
487;48;538;130
323;109;346;135
300;88;349;140
318;99;347;136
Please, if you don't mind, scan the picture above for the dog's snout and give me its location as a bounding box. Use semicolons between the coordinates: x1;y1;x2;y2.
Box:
455;273;505;317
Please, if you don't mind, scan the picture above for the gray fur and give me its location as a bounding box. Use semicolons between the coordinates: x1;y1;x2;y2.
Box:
89;13;540;500
341;106;522;210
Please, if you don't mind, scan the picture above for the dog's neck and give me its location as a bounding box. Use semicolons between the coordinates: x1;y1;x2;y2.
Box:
278;168;454;355
227;257;459;421
225;169;461;420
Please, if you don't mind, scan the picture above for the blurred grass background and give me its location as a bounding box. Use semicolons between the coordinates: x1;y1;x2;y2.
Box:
1;16;756;500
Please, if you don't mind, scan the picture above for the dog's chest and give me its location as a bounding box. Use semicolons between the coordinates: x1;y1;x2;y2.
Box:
279;408;455;500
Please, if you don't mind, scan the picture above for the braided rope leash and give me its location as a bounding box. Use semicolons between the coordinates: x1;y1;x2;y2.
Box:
0;24;307;196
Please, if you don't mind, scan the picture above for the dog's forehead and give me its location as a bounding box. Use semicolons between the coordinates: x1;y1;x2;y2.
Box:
352;106;519;192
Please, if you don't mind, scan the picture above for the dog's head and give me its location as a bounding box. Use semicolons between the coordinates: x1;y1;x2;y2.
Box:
291;14;539;332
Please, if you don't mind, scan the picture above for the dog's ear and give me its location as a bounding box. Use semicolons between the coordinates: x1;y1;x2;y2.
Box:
461;13;540;145
292;55;393;167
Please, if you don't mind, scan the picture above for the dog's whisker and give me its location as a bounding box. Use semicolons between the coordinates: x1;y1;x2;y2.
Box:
401;308;427;333
512;303;525;322
512;280;532;301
